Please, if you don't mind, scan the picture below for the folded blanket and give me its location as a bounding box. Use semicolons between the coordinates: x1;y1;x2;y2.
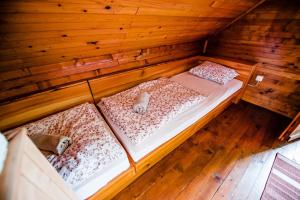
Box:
133;92;151;114
100;78;206;145
29;134;71;155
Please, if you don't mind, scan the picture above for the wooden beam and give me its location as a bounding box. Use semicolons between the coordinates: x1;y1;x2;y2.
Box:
203;40;208;54
213;0;267;35
279;112;300;141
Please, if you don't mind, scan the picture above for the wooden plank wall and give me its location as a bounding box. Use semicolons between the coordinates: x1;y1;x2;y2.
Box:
207;0;300;118
0;42;201;102
0;0;261;103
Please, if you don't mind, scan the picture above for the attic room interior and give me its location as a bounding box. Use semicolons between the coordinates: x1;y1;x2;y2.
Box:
0;0;299;199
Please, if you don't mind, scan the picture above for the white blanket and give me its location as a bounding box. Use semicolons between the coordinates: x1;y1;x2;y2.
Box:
99;78;206;145
11;103;128;191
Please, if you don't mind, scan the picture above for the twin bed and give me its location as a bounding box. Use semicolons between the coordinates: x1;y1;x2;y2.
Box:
0;56;256;200
15;103;131;199
99;72;242;162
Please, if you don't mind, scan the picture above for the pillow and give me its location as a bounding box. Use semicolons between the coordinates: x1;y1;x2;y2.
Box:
189;61;239;85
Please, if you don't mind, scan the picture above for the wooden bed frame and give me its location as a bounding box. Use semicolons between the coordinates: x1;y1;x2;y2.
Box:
88;56;257;199
0;55;256;200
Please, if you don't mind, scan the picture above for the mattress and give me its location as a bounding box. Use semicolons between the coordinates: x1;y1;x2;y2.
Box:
99;72;243;162
74;157;129;199
9;103;130;199
99;78;206;145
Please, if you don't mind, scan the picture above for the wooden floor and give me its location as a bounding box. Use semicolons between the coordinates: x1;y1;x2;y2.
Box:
113;101;299;200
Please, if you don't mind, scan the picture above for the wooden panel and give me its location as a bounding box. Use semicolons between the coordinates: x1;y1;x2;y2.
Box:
0;42;201;103
207;0;300;118
89;56;201;102
0;129;78;200
242;63;300;117
279;112;300;141
0;81;93;131
0;0;262;102
89;167;136;200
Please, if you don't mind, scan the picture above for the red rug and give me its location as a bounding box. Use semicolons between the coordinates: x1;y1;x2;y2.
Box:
261;153;300;200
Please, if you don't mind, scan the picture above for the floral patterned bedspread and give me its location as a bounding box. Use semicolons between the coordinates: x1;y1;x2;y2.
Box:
99;78;206;145
17;103;128;189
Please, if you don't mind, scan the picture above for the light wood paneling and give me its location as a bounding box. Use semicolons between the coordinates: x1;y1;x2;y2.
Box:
0;0;262;103
0;129;78;200
89;56;200;102
0;42;200;102
0;81;93;131
89;167;136;200
207;0;300;118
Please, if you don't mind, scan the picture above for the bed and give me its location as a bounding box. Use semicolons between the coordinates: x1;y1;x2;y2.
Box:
6;102;130;199
88;56;256;199
0;82;135;200
98;72;243;162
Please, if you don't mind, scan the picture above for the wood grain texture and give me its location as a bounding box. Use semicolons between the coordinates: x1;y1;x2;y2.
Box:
88;167;136;200
207;0;300;118
0;129;78;200
0;0;262;102
0;42;201;102
89;56;200;102
279;112;300;141
0;81;93;131
113;102;293;200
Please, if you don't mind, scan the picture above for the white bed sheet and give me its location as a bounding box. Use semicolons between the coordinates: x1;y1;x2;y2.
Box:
99;72;243;162
74;158;130;199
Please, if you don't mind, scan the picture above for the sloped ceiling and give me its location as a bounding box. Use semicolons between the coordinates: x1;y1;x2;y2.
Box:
0;0;262;70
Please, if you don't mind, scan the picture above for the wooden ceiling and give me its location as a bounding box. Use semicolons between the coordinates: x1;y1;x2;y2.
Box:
0;0;262;71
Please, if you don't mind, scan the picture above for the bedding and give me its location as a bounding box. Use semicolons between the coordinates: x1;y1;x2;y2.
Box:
9;103;130;199
99;78;206;145
189;61;238;84
99;72;243;162
29;134;71;155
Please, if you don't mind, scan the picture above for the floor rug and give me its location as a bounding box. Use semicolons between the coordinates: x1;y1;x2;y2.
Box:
261;153;300;200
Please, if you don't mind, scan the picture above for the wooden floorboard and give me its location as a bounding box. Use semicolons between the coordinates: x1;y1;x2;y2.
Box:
113;101;296;200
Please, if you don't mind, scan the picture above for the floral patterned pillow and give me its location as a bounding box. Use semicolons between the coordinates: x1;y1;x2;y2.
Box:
189;61;239;85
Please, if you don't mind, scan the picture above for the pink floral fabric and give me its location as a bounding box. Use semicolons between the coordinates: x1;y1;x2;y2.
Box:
99;78;206;145
189;61;238;85
14;103;128;189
